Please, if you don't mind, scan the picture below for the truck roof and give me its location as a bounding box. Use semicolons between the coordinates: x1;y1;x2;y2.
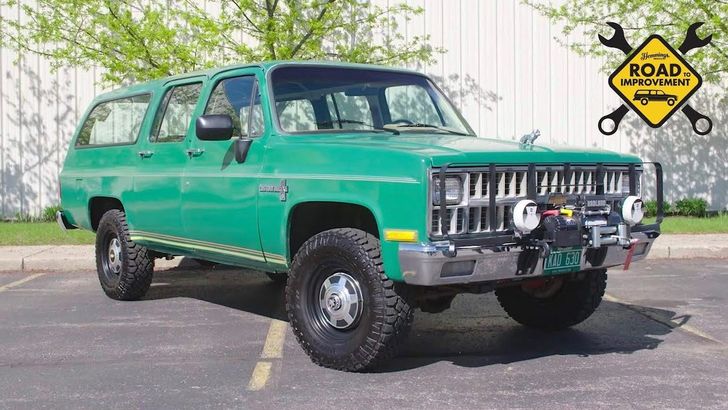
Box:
93;60;421;102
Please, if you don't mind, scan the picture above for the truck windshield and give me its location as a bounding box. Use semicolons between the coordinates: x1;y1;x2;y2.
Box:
270;66;473;136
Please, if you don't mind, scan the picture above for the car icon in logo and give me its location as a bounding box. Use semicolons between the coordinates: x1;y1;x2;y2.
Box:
633;89;678;106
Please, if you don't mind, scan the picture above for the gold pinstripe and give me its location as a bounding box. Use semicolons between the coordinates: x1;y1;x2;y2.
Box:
129;231;287;264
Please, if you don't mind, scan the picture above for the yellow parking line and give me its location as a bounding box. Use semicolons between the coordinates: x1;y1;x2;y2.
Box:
247;319;288;391
247;361;273;391
0;273;45;293
604;293;724;345
261;320;288;359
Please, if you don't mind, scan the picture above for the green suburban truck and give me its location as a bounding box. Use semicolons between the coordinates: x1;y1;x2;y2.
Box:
58;61;663;371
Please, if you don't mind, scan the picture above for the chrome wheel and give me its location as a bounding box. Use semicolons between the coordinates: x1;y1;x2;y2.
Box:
107;237;123;275
318;272;363;329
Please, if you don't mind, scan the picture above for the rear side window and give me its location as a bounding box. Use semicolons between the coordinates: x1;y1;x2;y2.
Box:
75;94;151;147
151;83;202;143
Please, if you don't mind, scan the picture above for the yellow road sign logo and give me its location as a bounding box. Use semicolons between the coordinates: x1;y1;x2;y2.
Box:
609;35;700;127
598;22;713;135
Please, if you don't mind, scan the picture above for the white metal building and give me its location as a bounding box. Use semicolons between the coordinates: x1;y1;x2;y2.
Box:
0;0;725;218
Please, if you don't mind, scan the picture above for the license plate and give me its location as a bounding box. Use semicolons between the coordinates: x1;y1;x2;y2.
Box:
543;247;582;275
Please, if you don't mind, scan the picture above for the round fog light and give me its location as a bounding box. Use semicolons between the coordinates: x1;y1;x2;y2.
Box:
622;196;644;225
513;199;540;233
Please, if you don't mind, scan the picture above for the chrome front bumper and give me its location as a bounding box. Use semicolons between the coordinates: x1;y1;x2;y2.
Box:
398;230;658;286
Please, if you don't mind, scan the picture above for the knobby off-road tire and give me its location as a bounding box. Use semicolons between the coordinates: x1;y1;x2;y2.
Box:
95;209;154;301
286;228;413;372
495;269;607;330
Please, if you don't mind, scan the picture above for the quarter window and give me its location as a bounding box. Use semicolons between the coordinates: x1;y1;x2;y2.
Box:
76;94;151;147
151;83;202;143
204;76;264;138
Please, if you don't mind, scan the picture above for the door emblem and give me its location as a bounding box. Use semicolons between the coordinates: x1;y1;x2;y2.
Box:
259;179;289;201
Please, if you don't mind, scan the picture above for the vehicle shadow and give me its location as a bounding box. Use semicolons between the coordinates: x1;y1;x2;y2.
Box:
145;263;681;372
382;298;678;372
145;261;289;321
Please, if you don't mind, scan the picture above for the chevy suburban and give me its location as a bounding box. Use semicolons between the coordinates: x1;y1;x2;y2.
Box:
58;61;663;371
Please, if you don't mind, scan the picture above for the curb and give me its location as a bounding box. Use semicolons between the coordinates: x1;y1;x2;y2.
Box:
1;235;726;273
0;245;180;273
645;233;728;260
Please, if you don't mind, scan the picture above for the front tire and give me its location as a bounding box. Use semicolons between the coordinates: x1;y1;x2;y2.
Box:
495;269;607;330
95;209;154;301
285;228;413;371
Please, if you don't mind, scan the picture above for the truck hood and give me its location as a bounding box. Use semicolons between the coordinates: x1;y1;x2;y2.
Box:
288;133;641;165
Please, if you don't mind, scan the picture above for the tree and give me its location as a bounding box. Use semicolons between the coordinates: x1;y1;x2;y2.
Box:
0;0;439;85
527;0;726;84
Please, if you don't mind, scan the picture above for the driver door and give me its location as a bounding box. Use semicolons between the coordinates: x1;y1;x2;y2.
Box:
181;68;269;268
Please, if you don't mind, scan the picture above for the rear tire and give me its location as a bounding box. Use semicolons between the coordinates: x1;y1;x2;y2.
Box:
95;209;154;301
495;269;607;330
286;228;413;371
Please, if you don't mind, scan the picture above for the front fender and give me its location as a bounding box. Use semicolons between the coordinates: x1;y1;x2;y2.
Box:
257;175;427;281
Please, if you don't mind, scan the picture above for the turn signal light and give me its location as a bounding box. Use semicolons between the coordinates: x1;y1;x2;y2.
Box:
384;229;418;243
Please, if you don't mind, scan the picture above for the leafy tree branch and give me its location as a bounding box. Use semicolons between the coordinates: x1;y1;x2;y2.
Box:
0;0;441;86
526;0;726;83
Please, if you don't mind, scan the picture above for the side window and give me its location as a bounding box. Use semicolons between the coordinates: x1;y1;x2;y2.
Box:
76;94;151;147
276;99;316;132
204;75;264;138
151;83;202;143
385;85;441;125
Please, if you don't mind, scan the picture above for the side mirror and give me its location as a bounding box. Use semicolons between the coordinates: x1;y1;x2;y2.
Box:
196;114;234;141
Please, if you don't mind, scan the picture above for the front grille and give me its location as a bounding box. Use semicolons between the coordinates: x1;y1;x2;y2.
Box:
430;164;640;236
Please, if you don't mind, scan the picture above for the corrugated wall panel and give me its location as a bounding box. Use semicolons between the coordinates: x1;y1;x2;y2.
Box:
478;0;498;139
0;0;725;216
531;4;551;142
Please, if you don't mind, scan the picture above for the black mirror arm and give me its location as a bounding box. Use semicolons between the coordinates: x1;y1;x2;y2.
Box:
234;138;252;163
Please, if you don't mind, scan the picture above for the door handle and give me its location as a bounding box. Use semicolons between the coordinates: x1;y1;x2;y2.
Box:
138;150;154;159
186;148;205;158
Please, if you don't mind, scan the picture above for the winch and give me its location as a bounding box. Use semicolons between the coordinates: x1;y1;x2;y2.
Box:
513;194;645;252
541;212;581;247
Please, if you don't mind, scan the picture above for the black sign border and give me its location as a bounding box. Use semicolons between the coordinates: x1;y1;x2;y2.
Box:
608;34;703;128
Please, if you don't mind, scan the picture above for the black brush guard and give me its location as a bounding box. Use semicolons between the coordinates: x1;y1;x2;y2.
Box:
435;162;663;249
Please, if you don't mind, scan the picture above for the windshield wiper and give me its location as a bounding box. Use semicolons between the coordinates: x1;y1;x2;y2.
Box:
383;123;471;136
317;119;399;135
317;119;374;128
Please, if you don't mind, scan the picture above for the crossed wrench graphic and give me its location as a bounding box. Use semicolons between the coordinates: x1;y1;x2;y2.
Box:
598;22;713;135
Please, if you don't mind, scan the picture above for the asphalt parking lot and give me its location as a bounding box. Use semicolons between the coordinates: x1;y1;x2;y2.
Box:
1;259;727;409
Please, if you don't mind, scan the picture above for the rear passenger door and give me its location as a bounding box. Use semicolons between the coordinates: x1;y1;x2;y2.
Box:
130;78;204;242
181;68;268;268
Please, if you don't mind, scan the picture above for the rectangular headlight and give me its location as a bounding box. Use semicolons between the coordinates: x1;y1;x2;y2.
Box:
432;176;463;205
